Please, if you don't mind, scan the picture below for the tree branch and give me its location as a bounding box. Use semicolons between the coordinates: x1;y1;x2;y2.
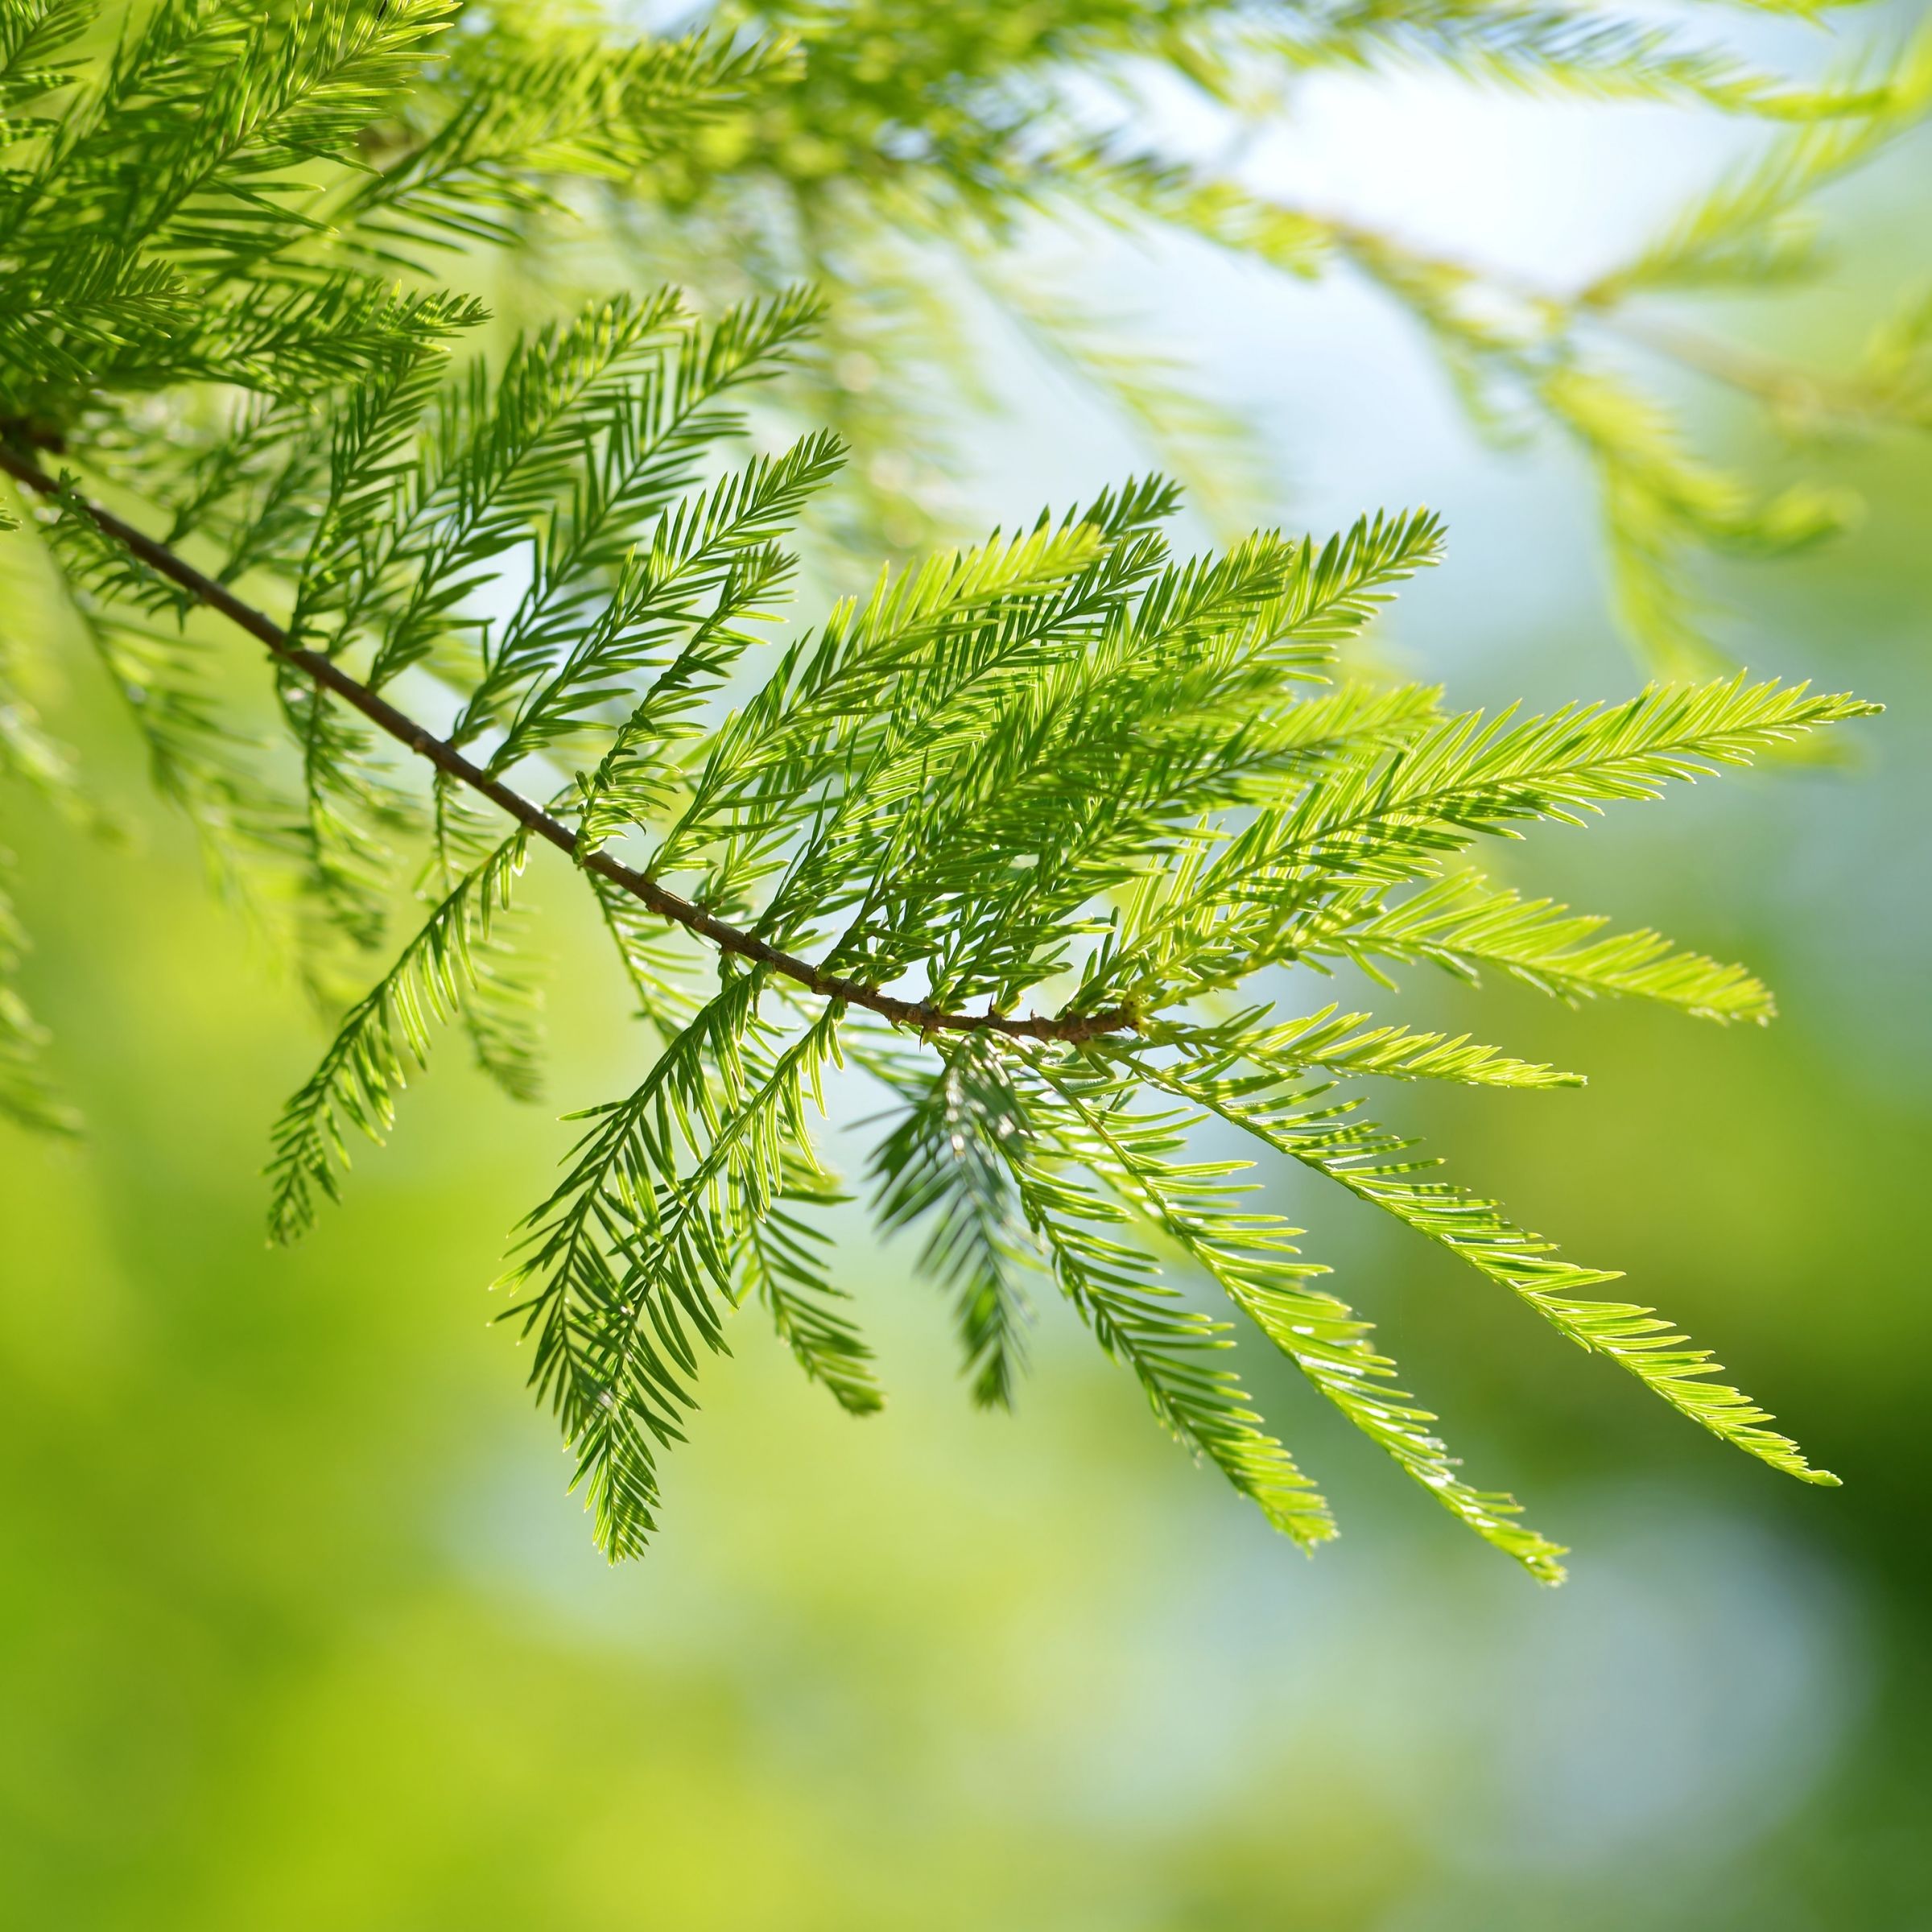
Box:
1583;307;1917;428
1327;212;1912;431
0;444;1134;1045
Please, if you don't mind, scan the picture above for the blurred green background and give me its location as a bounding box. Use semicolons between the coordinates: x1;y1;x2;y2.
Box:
2;52;1929;1932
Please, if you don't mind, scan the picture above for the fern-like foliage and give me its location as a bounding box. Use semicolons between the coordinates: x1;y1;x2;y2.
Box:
0;0;1885;1579
268;829;530;1242
526;0;1932;665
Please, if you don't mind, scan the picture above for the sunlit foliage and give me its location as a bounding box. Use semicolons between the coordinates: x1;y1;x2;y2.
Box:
0;0;1895;1574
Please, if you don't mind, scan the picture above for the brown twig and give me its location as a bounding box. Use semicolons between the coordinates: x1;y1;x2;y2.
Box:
0;444;1134;1045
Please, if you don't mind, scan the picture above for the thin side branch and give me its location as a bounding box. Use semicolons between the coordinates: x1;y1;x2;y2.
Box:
1587;308;1913;427
1305;212;1908;430
0;444;1134;1045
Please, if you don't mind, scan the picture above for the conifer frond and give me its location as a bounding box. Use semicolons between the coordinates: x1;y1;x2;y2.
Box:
8;378;1870;1565
274;294;483;618
506;985;845;1558
872;1038;1040;1412
1144;1052;1835;1489
0;0;456;414
740;1157;884;1418
1151;1005;1583;1090
684;500;1440;995
1537;365;1856;674
588;873;705;1046
31;493;293;897
1029;1052;1567;1579
342;290;689;685
1267;507;1450;650
91;613;293;902
1332;874;1778;1022
335;26;785;270
868;1030;1331;1533
448;856;545;1105
1010;1101;1337;1550
279;669;418;947
1004;86;1922;673
268;832;530;1243
0;0;89;122
1270;663;1869;861
489;427;842;774
284;287;811;914
0;0;1882;1577
1267;0;1881;115
1587;18;1932;303
1093;674;1875;1006
651;502;1134;896
572;539;800;856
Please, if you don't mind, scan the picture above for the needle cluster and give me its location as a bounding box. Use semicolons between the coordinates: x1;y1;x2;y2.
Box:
0;0;1884;1574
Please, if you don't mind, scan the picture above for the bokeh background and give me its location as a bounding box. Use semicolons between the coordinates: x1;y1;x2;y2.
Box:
2;35;1929;1932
